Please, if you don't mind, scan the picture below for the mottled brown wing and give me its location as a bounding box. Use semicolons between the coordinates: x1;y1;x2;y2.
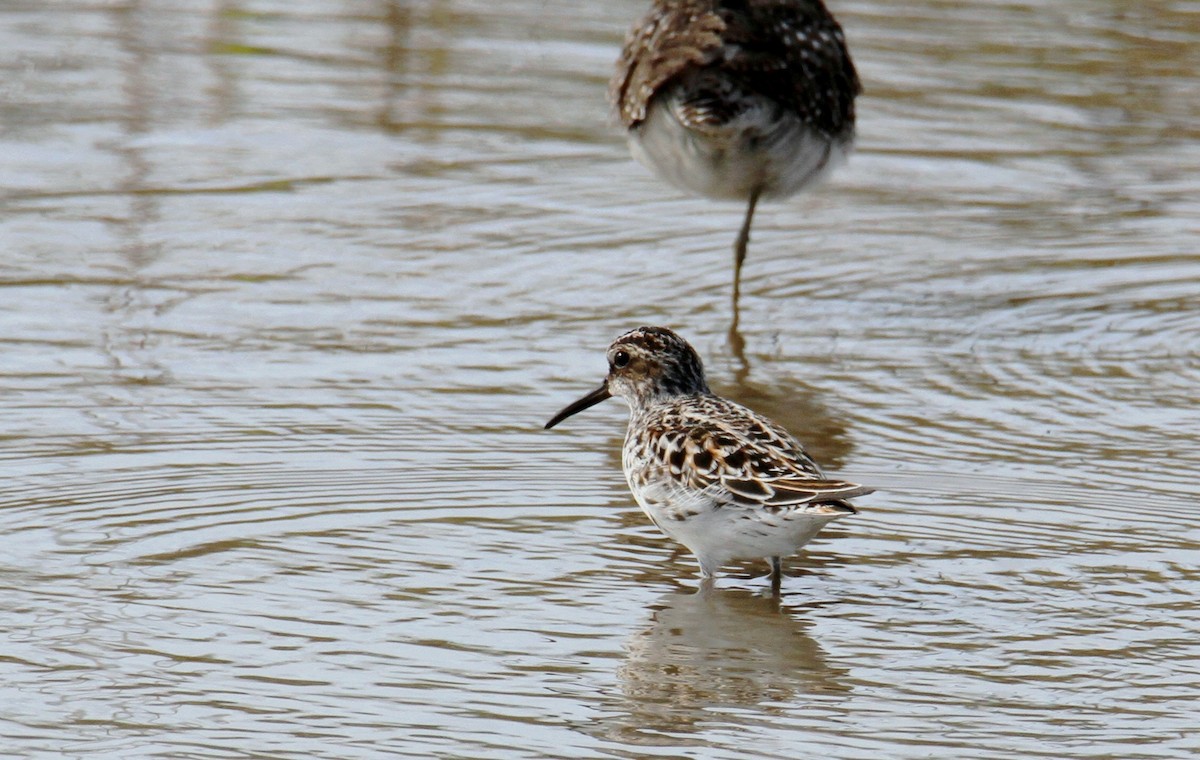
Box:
609;2;726;127
723;474;872;509
645;399;872;510
719;0;861;136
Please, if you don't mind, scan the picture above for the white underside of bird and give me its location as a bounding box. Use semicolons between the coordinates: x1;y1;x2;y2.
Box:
629;85;849;202
626;471;850;578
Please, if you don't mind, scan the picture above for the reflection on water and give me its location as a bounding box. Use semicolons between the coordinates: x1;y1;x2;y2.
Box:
2;0;1199;758
605;587;849;745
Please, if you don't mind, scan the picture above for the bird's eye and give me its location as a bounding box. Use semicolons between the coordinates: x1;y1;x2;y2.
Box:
612;350;630;369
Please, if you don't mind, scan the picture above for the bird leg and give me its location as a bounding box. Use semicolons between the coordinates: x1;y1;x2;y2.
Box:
769;555;783;596
732;186;762;307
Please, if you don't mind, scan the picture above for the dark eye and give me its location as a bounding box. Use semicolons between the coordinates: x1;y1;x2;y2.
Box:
612;350;630;369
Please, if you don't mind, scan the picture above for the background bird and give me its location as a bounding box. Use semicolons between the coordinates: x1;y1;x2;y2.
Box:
609;0;861;303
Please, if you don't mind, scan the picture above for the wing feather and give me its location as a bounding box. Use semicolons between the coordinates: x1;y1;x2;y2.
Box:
637;396;872;511
609;4;726;127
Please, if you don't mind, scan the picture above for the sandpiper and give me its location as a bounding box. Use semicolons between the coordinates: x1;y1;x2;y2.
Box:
545;326;870;590
609;1;861;300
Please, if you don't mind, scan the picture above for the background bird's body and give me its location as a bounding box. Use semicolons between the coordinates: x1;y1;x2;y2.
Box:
610;0;860;291
629;70;849;202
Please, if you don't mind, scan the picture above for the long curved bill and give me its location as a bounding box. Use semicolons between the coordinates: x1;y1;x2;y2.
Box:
544;383;611;429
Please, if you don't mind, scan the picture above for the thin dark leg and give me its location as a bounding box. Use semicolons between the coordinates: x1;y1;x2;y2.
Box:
769;556;783;596
732;187;762;308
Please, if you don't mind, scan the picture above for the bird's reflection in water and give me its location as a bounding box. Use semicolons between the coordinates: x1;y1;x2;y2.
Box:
598;586;850;745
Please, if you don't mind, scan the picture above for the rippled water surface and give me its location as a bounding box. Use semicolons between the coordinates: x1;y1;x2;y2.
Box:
2;1;1198;757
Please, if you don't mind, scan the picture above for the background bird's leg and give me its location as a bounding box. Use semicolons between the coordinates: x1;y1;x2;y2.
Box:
769;555;783;596
729;187;761;369
732;186;762;302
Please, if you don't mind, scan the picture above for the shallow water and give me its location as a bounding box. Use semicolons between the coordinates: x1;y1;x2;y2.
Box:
1;0;1198;757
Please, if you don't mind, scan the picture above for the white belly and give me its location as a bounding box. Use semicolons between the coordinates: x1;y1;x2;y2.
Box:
628;91;851;202
629;476;845;577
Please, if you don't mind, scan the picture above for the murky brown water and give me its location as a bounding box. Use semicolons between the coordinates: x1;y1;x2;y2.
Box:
2;0;1198;757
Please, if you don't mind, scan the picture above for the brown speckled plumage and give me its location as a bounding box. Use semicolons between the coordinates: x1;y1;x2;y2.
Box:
624;393;867;509
546;326;871;588
610;0;859;137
